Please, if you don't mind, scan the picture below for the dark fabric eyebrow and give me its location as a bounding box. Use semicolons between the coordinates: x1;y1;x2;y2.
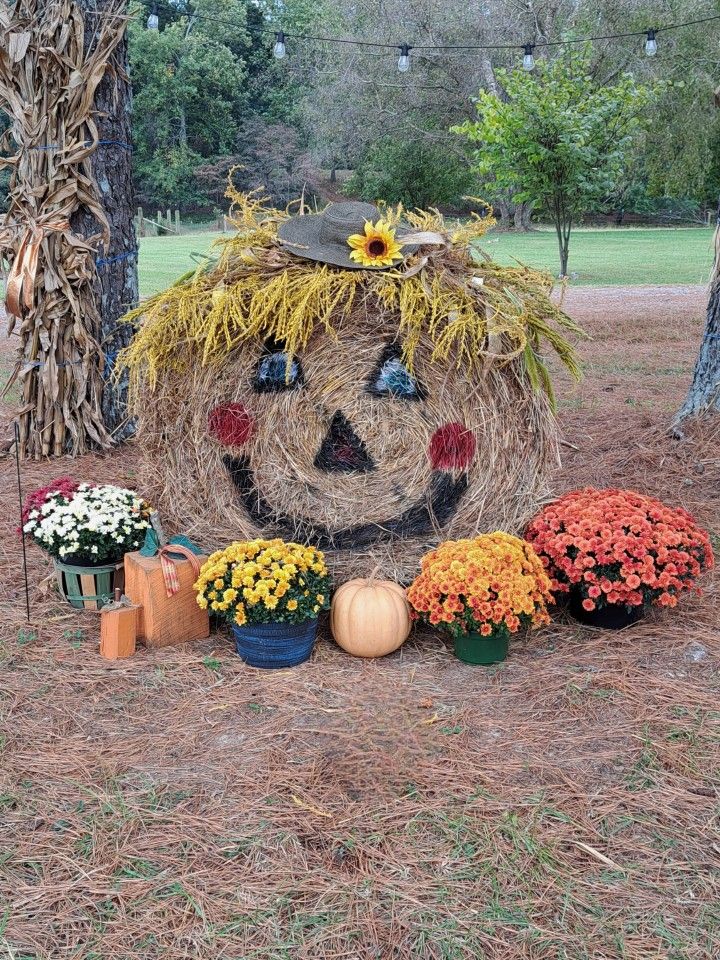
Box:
365;343;426;400
252;349;305;393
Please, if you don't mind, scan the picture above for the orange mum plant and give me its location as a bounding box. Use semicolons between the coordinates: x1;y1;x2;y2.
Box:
525;488;714;613
407;532;553;642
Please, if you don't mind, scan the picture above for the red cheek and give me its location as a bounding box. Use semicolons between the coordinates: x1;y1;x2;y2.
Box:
208;402;255;447
429;423;476;470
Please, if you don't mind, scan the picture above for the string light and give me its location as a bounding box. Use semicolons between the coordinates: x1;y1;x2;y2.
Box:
273;30;286;59
137;2;720;66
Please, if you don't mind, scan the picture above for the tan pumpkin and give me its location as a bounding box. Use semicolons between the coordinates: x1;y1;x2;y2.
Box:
330;578;411;658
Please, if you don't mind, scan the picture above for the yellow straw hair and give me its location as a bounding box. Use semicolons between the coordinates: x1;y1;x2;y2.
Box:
120;185;582;404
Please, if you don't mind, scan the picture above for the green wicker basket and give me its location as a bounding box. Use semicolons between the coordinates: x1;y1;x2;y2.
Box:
54;558;125;611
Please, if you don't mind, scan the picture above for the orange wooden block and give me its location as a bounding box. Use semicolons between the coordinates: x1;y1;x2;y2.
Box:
100;591;138;660
124;550;209;648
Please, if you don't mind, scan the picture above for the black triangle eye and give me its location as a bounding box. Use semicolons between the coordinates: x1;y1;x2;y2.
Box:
253;341;304;393
367;345;425;400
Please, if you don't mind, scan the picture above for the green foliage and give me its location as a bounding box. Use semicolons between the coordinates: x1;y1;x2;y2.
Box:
642;80;720;206
454;48;652;274
129;2;251;209
194;118;313;208
345;138;476;210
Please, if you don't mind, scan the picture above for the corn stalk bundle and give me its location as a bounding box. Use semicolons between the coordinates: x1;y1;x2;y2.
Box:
0;0;128;458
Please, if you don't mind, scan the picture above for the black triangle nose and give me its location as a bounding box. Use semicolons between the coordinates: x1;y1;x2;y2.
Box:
314;411;376;474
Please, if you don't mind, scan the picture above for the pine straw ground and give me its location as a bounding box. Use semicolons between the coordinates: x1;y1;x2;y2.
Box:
0;286;719;960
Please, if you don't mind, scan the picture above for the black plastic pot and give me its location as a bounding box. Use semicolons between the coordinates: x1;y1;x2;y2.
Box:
569;591;644;630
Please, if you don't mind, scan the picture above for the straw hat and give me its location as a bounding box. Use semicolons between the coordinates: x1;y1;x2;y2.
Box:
278;201;416;270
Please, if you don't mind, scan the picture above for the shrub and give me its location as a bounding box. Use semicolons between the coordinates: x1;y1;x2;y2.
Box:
345;138;475;210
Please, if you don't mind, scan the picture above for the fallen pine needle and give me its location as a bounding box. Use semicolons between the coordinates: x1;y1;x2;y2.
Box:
291;795;332;818
421;713;440;725
571;840;624;871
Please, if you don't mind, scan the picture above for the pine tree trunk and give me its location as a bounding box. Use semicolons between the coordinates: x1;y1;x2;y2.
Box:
74;0;138;441
674;278;720;422
674;208;720;424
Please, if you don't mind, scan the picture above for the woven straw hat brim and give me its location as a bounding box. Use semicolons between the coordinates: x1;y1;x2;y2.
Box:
277;213;417;271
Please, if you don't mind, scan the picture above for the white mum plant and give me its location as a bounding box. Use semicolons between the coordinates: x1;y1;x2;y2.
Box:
23;483;151;565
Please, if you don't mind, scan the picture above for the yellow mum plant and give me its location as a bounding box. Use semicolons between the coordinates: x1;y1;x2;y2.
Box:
407;532;553;643
194;539;331;627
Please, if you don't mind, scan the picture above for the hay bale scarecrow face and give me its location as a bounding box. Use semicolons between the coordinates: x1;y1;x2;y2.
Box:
124;193;580;582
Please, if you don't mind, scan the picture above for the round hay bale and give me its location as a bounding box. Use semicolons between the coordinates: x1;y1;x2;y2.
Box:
123;192;580;583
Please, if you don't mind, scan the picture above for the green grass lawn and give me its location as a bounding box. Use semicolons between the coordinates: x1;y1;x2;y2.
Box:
139;232;221;297
480;225;715;286
138;226;716;297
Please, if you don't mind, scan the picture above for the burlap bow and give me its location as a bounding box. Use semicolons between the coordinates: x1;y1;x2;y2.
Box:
0;215;69;317
159;544;203;598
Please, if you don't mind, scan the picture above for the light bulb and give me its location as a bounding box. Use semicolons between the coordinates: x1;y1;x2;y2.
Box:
522;43;535;71
147;4;159;30
398;44;411;73
645;29;657;56
273;31;286;59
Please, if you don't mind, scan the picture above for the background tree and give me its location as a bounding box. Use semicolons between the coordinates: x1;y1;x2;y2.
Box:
454;49;651;276
262;0;716;221
195;118;314;208
129;0;252;209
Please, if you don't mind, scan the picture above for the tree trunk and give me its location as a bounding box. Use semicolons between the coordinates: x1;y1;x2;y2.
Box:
674;209;720;423
490;197;532;231
75;0;138;441
514;202;533;231
493;199;511;230
554;208;571;277
178;105;188;148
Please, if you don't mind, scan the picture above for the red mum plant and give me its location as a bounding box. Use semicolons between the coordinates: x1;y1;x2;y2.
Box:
525;488;714;612
19;477;80;531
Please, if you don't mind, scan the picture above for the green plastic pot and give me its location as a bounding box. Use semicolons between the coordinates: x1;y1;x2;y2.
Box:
453;631;509;665
54;558;124;611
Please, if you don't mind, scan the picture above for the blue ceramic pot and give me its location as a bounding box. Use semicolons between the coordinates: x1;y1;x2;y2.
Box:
232;618;318;668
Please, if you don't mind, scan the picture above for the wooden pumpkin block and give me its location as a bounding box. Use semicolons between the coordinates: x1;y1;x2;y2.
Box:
124;551;209;648
100;597;138;660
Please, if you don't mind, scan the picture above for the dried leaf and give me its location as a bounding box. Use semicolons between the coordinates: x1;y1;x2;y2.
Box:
8;32;31;63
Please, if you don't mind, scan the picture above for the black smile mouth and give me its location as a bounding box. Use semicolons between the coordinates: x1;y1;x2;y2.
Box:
222;456;469;550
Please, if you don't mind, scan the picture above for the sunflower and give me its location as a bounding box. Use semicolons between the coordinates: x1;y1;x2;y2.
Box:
347;219;404;267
